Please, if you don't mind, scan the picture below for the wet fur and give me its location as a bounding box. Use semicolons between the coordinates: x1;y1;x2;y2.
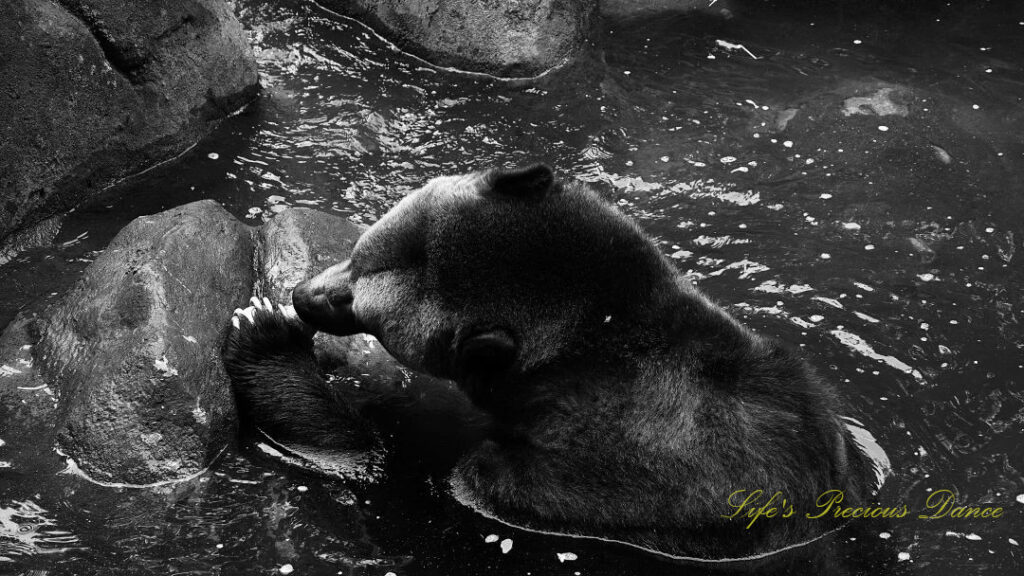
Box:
222;299;491;472
223;167;876;559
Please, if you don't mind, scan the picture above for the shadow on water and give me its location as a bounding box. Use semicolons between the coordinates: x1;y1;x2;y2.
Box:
1;0;1022;574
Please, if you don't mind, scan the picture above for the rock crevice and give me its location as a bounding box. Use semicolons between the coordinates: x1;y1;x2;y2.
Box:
0;0;259;245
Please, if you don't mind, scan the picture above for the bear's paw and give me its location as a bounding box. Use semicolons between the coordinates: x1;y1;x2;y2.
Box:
223;296;316;372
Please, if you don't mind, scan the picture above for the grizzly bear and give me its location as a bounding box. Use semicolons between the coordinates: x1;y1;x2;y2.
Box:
222;165;881;560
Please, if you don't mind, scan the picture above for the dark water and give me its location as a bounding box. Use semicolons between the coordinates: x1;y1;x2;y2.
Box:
2;0;1023;574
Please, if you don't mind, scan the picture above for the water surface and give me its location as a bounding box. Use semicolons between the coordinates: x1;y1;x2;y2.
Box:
1;0;1022;574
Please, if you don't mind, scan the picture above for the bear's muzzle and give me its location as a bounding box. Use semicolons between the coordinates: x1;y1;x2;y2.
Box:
292;260;365;336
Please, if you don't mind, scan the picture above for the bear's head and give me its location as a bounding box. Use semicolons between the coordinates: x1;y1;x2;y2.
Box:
292;165;680;410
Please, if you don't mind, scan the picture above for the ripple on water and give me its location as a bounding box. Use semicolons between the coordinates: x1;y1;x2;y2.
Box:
1;0;1022;573
0;500;81;561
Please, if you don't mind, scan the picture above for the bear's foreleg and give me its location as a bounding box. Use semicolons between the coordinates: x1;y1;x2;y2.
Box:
222;297;378;450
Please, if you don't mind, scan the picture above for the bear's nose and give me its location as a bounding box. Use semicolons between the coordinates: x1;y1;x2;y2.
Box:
291;260;365;336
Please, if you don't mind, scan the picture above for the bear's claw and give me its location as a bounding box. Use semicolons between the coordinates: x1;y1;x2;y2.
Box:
231;297;301;330
223;295;317;375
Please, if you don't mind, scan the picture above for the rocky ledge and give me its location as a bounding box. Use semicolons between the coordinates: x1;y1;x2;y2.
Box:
0;0;260;245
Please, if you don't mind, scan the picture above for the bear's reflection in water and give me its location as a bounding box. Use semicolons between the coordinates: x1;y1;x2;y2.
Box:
223;165;890;565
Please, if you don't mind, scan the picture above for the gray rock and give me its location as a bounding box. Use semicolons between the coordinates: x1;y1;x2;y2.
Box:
0;314;56;446
39;200;254;485
14;203;434;484
841;87;911;118
0;0;259;244
320;0;595;77
0;215;64;268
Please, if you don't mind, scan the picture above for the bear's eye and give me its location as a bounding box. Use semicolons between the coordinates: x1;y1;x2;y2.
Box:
353;236;426;279
348;254;376;280
350;255;395;279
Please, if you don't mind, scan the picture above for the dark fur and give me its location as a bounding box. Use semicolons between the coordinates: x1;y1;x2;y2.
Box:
221;307;376;451
224;166;876;559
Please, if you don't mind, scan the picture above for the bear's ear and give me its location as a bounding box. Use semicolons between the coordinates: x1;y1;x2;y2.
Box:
455;329;517;378
486;164;556;199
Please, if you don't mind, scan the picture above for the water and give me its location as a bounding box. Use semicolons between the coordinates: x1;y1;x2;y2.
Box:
2;0;1023;573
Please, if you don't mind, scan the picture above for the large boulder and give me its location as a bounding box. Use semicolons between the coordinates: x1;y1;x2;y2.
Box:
0;0;259;244
39;200;254;484
320;0;595;77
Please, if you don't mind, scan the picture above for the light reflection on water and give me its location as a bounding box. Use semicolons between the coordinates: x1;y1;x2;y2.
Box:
0;500;80;560
0;0;1022;574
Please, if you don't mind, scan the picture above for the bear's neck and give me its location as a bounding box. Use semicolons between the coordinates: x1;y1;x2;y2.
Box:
588;272;762;365
491;274;770;431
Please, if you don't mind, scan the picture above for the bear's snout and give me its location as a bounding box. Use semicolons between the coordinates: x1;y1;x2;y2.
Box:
292;260;365;336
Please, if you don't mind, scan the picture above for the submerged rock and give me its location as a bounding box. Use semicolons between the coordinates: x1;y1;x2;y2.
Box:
0;314;55;445
320;0;595;77
0;0;259;245
841;87;911;118
40;200;254;484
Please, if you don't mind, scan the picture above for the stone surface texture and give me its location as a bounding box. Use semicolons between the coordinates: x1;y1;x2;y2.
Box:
320;0;595;77
39;200;254;484
0;0;259;244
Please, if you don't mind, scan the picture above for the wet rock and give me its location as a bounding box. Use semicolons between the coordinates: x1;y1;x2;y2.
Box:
775;108;800;132
908;237;937;264
319;0;595;77
39;200;254;484
753;77;1008;222
0;215;64;268
18;203;430;484
930;144;953;165
0;0;259;245
0;314;56;446
841;86;911;118
257;208;411;384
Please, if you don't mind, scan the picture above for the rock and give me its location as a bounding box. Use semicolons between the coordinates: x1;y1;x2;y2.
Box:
257;208;412;384
0;0;259;245
0;215;64;268
21;203;434;484
0;314;56;446
39;200;254;484
320;0;595;77
841;86;911;118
